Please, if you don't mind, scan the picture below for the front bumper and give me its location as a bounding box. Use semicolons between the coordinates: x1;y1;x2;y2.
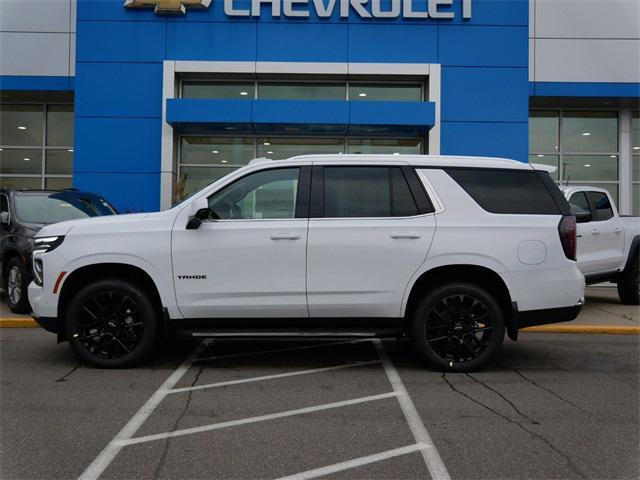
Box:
515;297;585;330
31;312;59;334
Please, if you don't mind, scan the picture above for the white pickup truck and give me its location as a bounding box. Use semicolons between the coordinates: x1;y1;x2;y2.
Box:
562;186;639;305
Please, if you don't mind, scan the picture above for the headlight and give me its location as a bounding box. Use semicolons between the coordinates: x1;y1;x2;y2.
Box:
33;236;65;254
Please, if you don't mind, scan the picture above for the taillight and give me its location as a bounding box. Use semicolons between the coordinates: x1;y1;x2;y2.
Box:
558;215;577;261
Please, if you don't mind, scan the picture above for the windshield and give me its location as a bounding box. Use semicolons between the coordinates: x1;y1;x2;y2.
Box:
14;193;116;225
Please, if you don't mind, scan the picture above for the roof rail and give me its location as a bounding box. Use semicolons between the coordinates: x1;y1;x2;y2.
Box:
248;157;272;165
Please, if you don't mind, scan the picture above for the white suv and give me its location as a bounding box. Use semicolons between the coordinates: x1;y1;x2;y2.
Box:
29;155;585;371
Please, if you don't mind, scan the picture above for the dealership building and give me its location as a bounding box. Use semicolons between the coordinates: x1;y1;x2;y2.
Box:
1;0;639;214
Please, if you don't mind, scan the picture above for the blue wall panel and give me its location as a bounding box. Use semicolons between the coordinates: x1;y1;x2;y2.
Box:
74;117;161;174
74;172;160;212
77;21;167;62
75;62;163;118
0;76;73;91
167;22;257;61
256;23;347;62
348;25;438;63
77;0;159;22
441;67;528;122
439;26;528;67
441;121;528;161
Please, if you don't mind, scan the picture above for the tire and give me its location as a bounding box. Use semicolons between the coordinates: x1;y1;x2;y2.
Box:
65;279;158;368
5;257;31;314
617;254;639;305
411;283;505;372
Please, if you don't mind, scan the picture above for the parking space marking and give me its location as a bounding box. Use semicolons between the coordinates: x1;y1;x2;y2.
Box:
168;360;381;394
119;391;399;446
275;443;430;480
77;340;210;480
374;340;451;480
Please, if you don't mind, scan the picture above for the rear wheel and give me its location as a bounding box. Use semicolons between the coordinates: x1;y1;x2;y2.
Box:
5;257;31;314
411;283;505;372
65;279;158;368
617;254;639;305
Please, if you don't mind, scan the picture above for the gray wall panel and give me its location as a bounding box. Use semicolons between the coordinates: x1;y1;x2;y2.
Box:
0;0;72;33
0;32;70;76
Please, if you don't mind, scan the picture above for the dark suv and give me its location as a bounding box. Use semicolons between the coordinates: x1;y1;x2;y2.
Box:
0;189;117;313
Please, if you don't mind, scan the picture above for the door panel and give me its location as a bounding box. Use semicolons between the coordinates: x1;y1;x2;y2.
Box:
585;191;625;274
571;191;598;275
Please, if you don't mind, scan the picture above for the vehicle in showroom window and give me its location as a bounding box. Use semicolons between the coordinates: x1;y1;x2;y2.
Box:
562;185;639;305
28;155;585;371
0;189;118;313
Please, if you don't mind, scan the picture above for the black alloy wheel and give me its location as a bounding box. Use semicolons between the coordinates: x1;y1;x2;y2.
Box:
5;257;31;313
66;279;157;368
412;283;505;372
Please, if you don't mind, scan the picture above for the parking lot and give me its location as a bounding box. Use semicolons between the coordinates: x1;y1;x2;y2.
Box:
1;309;639;480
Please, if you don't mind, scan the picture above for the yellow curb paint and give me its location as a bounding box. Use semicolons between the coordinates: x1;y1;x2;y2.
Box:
0;318;38;328
522;325;640;335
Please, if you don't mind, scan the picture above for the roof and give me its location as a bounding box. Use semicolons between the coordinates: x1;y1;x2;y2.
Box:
284;154;532;170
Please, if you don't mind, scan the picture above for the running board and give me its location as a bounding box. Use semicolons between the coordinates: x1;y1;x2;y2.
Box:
180;328;405;339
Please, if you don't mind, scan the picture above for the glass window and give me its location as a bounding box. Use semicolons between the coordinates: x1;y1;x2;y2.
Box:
349;83;422;102
445;169;564;215
181;137;254;166
561;155;618;182
586;191;614;221
0;149;42;175
568;192;591;218
323;167;392;218
46;105;73;146
182;82;254;100
179;166;236;199
257;137;343;159
529;111;559;153
528;154;559;180
258;83;345;101
45;150;73;175
1;194;8;214
561;111;618;153
208;168;299;220
0;177;41;189
45;177;73;190
391;168;419;216
347;138;422;155
0;104;43;146
567;183;618;206
14;193;92;224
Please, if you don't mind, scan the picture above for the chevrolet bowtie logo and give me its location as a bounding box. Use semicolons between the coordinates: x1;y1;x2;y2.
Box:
124;0;211;15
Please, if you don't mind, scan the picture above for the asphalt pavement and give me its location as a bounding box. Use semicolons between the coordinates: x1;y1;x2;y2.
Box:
1;327;638;480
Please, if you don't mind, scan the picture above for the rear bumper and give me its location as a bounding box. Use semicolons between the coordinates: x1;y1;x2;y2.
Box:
515;298;584;330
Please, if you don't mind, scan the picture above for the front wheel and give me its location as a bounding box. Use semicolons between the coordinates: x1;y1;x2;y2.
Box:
617;255;639;305
65;279;158;368
411;283;505;372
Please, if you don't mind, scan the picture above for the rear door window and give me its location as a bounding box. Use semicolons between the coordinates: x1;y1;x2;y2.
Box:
586;191;614;221
445;168;565;215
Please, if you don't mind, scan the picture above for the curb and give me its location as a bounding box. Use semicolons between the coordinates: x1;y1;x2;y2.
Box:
521;325;640;335
0;318;38;328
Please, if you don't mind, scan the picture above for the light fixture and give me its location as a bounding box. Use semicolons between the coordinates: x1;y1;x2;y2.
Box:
582;132;591;136
267;151;273;154
634;146;639;150
67;149;74;152
224;127;235;131
584;164;591;167
240;91;248;96
18;126;27;130
358;93;367;97
610;155;617;158
24;157;30;162
393;152;400;155
537;154;544;158
212;150;219;154
221;160;228;163
263;141;271;146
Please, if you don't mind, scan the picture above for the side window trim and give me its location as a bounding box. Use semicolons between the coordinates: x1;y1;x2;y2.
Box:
402;166;434;215
294;166;312;219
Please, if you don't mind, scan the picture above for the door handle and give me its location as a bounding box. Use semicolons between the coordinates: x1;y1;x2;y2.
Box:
614;228;622;234
592;229;600;235
390;233;422;239
270;233;301;240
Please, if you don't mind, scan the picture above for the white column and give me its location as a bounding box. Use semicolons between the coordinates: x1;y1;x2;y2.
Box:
619;109;632;215
428;64;441;155
160;60;176;211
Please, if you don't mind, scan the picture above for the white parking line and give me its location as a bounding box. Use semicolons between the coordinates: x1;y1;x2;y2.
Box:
275;443;430;480
119;391;399;446
78;340;210;480
374;340;451;480
169;360;382;394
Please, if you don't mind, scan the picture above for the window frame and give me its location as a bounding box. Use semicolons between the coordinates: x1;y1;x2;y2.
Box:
585;190;615;222
204;166;311;221
309;165;434;219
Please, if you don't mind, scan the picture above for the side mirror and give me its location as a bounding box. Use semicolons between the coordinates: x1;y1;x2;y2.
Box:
0;211;9;225
574;211;592;224
186;208;218;230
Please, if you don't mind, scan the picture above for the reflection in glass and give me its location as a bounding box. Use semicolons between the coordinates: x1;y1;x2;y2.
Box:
46;150;73;175
349;83;422;102
257;138;343;159
0;149;42;175
182;82;255;99
528;154;559;180
178;166;236;199
181;137;254;166
561;111;618;153
562;155;618;182
47;105;74;146
529;111;558;153
347;138;421;155
258;83;345;100
0;104;43;146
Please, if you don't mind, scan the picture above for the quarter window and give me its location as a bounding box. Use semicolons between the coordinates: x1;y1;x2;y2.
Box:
208;168;300;220
586;191;614;221
322;167;418;218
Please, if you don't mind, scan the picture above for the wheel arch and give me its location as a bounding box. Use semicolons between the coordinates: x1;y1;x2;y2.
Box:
402;264;517;341
623;235;640;272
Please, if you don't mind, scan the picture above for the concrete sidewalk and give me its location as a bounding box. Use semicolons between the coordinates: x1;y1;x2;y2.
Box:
1;287;638;333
